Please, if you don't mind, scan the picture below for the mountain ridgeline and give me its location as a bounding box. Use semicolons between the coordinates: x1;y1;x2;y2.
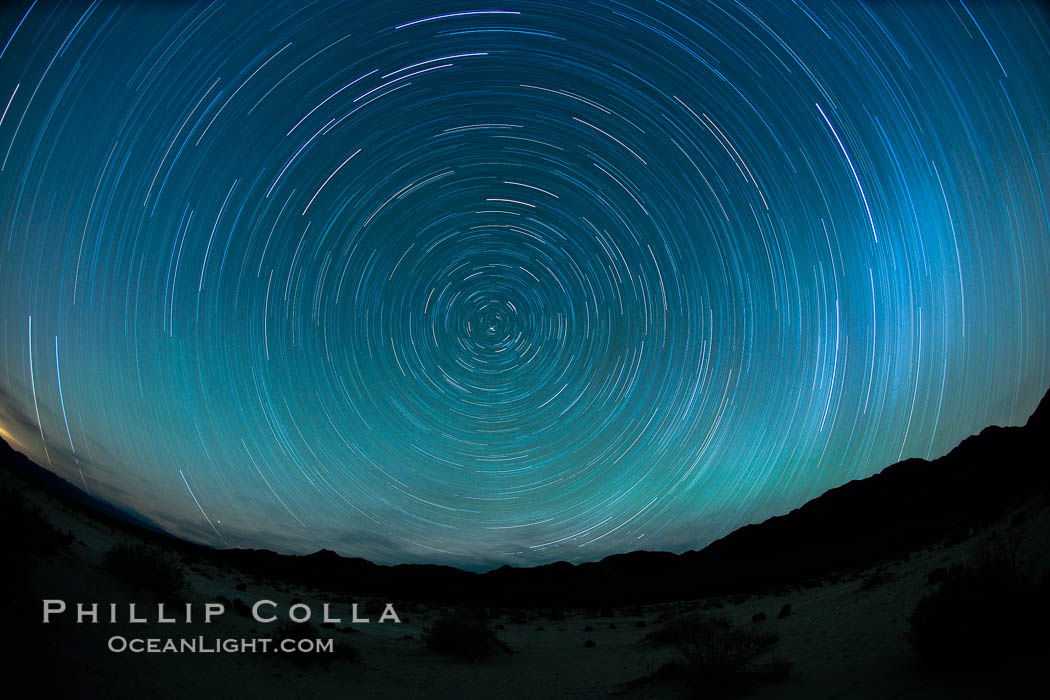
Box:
4;388;1048;606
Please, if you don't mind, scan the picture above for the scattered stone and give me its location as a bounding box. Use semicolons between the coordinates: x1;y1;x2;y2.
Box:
752;612;767;623
584;639;596;648
778;603;792;619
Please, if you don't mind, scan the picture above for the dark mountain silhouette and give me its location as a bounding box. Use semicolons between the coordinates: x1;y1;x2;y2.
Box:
0;441;169;537
4;387;1049;606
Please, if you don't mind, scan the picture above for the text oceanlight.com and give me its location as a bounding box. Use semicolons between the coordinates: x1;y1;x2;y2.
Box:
106;636;334;654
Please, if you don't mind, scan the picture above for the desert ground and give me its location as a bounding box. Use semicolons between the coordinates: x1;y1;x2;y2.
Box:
7;463;1049;699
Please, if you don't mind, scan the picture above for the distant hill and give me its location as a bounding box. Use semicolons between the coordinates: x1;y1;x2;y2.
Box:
0;440;170;537
4;387;1049;606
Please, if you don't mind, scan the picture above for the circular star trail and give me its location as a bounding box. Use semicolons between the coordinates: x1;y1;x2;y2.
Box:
1;1;1048;568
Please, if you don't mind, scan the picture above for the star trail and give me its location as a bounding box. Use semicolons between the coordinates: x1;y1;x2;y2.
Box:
1;1;1048;569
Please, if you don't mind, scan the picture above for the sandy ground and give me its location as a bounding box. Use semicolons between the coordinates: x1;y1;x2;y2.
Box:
9;466;1050;699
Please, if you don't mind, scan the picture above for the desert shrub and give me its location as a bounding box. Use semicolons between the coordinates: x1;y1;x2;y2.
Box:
860;568;896;590
422;608;511;660
102;542;186;594
645;612;712;645
646;613;791;687
907;533;1050;667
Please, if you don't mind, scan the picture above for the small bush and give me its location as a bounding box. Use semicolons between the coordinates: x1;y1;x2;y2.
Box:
860;568;895;590
906;535;1050;668
646;613;791;688
102;543;186;594
422;608;511;660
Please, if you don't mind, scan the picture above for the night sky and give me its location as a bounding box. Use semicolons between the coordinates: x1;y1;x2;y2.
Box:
1;1;1048;570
